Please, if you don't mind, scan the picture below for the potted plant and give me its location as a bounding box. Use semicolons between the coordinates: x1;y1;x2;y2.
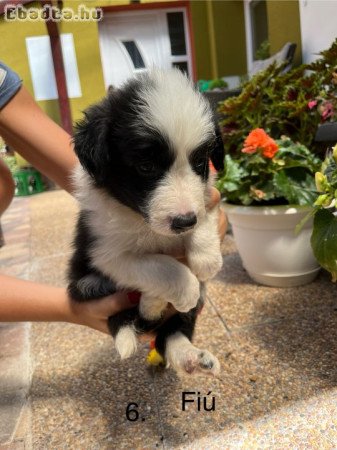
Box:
311;144;337;281
217;128;321;287
214;40;337;287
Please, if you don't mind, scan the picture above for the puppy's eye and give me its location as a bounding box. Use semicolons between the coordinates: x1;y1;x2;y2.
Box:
192;157;208;175
137;162;157;176
195;159;206;169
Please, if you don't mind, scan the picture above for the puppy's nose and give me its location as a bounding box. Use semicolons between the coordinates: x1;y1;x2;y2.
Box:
171;213;197;233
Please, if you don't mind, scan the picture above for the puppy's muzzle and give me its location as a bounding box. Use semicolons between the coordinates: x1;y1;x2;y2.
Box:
171;213;197;233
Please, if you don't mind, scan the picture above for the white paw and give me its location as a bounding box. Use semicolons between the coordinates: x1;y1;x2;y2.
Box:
114;326;138;359
188;252;223;282
179;349;220;376
170;272;200;313
139;296;167;320
167;341;220;376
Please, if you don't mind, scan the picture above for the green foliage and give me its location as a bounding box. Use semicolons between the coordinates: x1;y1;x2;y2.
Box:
311;209;337;282
255;39;270;61
2;155;18;174
208;78;228;90
217;39;337;157
310;144;337;281
197;78;228;92
314;145;337;207
216;136;320;206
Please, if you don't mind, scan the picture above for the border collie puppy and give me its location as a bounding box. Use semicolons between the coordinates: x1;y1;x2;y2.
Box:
68;69;223;376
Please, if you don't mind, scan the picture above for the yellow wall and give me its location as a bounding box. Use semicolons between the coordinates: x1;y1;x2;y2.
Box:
0;0;247;127
267;0;302;66
190;1;213;80
0;0;197;126
0;1;131;124
0;2;62;123
212;0;247;77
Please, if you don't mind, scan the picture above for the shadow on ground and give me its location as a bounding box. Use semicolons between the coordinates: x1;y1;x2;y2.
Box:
30;268;337;448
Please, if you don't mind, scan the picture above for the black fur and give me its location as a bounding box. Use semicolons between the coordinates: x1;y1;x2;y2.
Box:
73;80;176;218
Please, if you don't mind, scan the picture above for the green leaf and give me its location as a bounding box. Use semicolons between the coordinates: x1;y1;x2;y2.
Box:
311;209;337;281
273;170;318;205
217;155;247;194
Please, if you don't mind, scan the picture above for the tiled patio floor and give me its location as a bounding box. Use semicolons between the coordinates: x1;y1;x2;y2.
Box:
1;190;337;449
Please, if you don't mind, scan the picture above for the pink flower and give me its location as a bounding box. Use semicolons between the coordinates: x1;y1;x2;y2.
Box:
308;100;318;110
321;101;334;120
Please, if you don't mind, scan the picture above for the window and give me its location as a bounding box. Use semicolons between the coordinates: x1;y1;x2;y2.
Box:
121;40;146;69
172;61;188;75
166;10;190;76
249;0;269;60
167;12;186;56
25;33;82;101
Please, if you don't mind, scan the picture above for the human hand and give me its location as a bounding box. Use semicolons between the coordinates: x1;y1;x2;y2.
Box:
208;186;227;242
68;290;156;342
68;291;135;335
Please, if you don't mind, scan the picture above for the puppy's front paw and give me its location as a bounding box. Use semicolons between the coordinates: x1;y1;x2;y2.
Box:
170;272;200;313
139;295;167;320
188;251;223;282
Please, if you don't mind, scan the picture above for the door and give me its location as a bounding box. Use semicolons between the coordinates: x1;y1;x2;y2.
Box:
98;8;193;89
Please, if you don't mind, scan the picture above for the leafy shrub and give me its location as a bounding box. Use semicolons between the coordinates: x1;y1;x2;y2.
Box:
217;39;337;157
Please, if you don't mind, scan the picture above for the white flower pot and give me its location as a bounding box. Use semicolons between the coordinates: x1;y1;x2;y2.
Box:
223;203;320;287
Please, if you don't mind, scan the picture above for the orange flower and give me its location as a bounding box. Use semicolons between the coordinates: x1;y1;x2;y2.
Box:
242;128;279;159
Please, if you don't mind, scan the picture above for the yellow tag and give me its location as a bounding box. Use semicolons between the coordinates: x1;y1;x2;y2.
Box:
146;348;164;366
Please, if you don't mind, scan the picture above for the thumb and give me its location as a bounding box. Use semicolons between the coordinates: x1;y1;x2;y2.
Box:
92;291;136;317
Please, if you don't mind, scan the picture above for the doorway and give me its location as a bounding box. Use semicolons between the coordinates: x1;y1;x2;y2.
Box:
98;5;194;89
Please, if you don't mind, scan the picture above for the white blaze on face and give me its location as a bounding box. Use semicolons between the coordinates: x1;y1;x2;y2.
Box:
148;156;208;235
138;69;215;235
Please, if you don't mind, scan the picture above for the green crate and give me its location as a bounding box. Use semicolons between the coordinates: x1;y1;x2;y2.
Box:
13;168;44;196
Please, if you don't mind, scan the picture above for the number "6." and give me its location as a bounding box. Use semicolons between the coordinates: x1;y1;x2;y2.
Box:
126;402;139;421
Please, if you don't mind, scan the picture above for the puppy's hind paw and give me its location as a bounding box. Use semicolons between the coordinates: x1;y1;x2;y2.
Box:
166;333;220;376
180;349;220;376
114;326;138;359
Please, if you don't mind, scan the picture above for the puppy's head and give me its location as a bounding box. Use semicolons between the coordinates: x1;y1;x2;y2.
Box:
74;69;223;236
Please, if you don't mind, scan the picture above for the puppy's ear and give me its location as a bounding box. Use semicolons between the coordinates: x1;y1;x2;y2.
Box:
73;99;111;184
210;126;225;172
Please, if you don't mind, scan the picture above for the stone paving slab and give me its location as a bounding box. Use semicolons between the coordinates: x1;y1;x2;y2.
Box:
0;322;30;446
0;198;31;447
2;190;337;449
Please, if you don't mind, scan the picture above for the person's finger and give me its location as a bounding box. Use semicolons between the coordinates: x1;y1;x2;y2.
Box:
218;206;228;242
92;291;134;317
206;187;221;210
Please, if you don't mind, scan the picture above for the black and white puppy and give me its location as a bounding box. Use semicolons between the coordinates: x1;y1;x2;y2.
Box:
68;69;223;376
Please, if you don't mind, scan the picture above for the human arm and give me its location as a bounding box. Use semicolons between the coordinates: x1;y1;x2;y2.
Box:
0;86;77;193
0;273;135;334
0;158;15;216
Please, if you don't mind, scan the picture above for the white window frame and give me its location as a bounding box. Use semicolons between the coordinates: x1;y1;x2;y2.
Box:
244;0;255;74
